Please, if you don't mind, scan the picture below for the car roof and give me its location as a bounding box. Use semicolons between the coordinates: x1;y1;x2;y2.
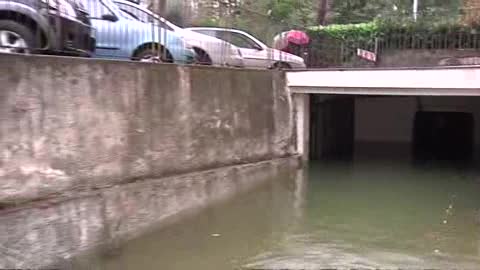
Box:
187;27;243;32
188;27;268;48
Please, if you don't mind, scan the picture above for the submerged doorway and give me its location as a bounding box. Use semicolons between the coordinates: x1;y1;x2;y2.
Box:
309;95;480;163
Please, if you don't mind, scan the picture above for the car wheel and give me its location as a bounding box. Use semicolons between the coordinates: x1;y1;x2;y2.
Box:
272;62;292;70
194;48;212;65
135;46;172;63
0;20;37;54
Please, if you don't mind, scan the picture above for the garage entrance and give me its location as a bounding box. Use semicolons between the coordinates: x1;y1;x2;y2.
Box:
309;95;480;163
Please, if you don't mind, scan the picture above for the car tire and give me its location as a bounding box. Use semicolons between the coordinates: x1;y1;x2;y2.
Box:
272;62;292;70
0;20;38;54
135;46;173;63
193;48;212;65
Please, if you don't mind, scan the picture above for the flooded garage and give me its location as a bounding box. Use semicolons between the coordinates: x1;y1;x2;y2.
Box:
310;95;480;163
64;159;480;270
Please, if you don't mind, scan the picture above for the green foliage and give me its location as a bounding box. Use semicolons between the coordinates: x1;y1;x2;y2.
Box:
265;0;315;26
309;22;379;41
330;0;392;24
329;0;462;25
307;18;480;44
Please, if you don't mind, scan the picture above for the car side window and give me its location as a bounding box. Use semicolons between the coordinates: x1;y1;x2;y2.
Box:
217;31;253;49
84;0;114;19
231;33;254;49
193;30;216;38
217;31;260;49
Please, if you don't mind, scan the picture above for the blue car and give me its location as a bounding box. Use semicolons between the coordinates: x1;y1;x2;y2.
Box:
82;0;195;63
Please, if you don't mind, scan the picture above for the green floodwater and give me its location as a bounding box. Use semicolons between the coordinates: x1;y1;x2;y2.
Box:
69;149;480;270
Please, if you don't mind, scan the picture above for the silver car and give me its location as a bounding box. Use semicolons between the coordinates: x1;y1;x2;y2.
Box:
112;0;244;67
187;27;306;69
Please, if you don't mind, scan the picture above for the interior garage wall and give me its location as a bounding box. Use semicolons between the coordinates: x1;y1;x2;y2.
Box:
355;96;480;146
354;97;416;144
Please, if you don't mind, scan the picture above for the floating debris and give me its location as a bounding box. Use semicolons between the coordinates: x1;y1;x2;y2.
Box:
211;233;221;237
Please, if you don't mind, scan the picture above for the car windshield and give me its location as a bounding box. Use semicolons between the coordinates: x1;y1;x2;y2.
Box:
120;9;137;20
114;2;175;30
100;0;129;19
115;2;153;23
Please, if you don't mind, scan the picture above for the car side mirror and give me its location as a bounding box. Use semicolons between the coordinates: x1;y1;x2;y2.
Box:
101;14;118;22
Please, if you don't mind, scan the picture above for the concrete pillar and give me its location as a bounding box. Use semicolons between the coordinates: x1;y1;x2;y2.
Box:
293;93;310;162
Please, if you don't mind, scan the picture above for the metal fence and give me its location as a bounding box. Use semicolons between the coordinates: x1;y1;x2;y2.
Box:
305;32;480;68
303;32;480;69
305;6;480;68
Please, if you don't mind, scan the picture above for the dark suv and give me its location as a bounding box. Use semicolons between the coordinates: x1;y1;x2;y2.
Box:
0;0;95;56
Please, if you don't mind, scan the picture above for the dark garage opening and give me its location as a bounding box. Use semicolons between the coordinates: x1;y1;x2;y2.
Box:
309;95;480;163
413;111;474;161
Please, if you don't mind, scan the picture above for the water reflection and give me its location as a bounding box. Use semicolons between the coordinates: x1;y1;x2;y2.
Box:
66;170;305;270
293;169;308;221
248;157;480;270
66;154;480;270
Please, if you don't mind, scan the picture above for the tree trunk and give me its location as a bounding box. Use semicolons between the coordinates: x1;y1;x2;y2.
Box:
462;0;480;25
158;0;167;15
147;0;167;16
317;0;333;25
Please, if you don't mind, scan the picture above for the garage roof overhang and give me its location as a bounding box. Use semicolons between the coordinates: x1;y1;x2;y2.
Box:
287;66;480;96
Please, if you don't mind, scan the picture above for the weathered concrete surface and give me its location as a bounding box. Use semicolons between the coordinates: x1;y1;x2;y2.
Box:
0;157;299;268
0;54;295;204
379;49;480;67
292;94;310;162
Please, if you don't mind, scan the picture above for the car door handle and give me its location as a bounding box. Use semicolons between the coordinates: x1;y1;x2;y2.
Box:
96;46;120;50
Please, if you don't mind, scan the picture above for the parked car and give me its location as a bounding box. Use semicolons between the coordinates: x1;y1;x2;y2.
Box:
112;0;244;67
0;0;95;56
82;0;194;64
187;27;307;69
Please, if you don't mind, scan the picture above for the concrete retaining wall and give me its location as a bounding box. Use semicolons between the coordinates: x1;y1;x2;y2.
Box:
379;49;480;67
0;54;295;205
0;157;300;268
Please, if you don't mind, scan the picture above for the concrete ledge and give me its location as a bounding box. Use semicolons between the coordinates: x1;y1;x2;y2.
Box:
287;67;480;96
290;87;480;96
0;156;300;268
